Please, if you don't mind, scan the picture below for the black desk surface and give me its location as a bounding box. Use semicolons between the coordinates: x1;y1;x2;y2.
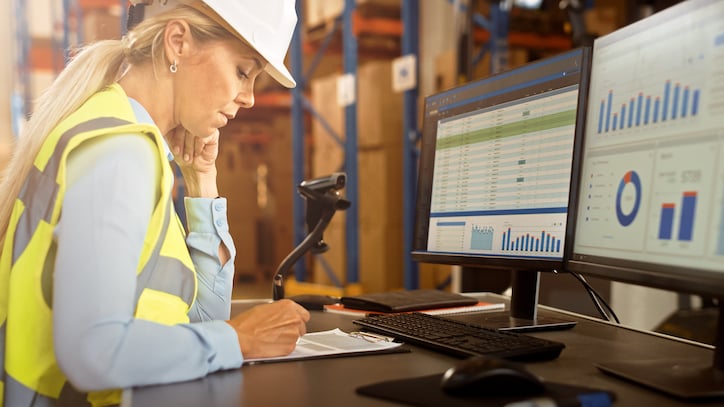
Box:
124;293;722;406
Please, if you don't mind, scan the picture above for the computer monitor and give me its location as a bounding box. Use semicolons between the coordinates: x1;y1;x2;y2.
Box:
412;48;591;331
567;0;724;399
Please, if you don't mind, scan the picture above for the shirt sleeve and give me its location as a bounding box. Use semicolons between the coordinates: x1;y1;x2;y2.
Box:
53;134;243;392
185;196;237;322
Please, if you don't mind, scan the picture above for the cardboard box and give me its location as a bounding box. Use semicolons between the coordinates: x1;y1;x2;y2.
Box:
584;7;620;36
268;116;295;267
358;222;403;292
357;147;403;227
308;60;405;292
357;61;403;148
418;263;455;291
310;60;403;154
310;72;345;177
305;0;401;30
434;47;530;94
215;110;302;282
216;138;260;278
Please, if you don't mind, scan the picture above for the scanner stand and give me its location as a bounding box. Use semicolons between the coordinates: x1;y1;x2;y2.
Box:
272;174;350;307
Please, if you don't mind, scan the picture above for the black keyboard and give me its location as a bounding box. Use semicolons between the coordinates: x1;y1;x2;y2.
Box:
353;312;565;361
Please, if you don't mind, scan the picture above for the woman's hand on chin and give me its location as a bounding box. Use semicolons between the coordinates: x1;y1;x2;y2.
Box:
168;126;220;198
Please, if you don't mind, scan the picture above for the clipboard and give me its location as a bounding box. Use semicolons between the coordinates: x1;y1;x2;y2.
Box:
243;328;408;365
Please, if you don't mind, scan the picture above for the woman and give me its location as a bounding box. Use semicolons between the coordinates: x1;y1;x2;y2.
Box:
0;0;309;405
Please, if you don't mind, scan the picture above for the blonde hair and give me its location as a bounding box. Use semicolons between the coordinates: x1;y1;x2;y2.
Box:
0;5;235;247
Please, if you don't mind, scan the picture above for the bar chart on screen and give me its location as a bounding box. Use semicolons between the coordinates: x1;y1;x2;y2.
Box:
586;10;724;148
596;80;701;135
470;225;494;251
501;227;563;254
645;140;716;256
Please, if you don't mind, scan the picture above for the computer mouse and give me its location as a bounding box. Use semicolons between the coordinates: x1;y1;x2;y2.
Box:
440;356;545;397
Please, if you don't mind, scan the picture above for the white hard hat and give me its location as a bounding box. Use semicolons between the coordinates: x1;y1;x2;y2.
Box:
129;0;297;88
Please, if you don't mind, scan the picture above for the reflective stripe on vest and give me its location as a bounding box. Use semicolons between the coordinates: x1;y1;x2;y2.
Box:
12;117;130;264
1;87;197;407
12;117;195;307
134;198;196;306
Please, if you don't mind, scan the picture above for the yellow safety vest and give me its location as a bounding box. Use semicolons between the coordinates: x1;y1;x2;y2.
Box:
0;84;198;407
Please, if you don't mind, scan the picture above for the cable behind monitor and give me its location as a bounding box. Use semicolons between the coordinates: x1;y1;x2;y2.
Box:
568;271;620;323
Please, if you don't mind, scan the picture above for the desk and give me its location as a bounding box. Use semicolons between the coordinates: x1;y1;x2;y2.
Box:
124;293;721;406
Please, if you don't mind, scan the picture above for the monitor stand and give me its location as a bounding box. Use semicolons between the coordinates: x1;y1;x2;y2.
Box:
596;300;724;399
445;270;577;332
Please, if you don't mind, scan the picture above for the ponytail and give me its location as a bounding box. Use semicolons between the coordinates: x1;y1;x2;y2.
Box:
0;40;126;247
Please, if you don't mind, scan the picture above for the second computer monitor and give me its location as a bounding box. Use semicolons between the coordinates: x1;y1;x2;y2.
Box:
412;48;591;329
568;0;724;398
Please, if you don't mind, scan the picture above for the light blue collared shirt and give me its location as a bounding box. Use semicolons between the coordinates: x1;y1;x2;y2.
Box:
52;98;243;391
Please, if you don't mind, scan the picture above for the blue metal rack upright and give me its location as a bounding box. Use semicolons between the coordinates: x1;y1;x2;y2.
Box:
341;0;360;289
290;1;306;283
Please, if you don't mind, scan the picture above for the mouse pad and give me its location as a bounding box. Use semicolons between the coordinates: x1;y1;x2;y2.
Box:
356;373;615;407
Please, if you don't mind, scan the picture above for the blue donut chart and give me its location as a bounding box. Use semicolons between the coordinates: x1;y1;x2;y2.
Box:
616;170;642;226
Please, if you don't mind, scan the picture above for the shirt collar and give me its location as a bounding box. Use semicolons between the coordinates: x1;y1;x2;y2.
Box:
128;97;174;162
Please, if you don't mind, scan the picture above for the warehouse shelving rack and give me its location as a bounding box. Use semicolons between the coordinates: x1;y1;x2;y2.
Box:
286;0;527;294
284;0;422;296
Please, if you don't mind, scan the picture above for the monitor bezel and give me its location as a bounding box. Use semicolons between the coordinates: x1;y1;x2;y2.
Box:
411;47;592;274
